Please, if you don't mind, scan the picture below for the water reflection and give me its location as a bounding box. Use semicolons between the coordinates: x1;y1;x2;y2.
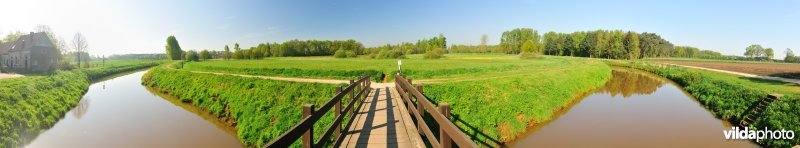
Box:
511;68;758;148
597;69;666;98
25;71;242;148
72;98;90;119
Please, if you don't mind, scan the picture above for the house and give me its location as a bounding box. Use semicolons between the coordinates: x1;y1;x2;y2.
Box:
0;32;59;72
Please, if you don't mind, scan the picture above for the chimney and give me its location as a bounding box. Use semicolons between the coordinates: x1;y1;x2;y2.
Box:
30;32;34;43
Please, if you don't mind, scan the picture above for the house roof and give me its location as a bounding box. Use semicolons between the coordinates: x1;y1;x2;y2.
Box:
8;32;53;52
0;42;11;55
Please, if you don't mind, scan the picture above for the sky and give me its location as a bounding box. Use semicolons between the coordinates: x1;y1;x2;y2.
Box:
0;0;798;59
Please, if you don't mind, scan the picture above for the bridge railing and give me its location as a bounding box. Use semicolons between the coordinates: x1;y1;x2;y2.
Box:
395;74;478;148
265;75;371;148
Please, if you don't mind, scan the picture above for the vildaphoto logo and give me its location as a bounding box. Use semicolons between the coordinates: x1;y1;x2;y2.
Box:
724;127;795;142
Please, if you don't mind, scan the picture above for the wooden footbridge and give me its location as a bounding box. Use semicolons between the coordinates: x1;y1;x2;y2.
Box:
265;74;478;148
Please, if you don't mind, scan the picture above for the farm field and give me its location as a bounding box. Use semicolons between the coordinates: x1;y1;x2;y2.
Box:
182;53;546;82
647;58;800;79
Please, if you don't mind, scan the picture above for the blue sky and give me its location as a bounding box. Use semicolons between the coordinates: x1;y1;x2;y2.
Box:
1;0;798;59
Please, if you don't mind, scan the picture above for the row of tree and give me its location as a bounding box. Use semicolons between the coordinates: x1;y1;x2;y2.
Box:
495;28;722;59
224;39;364;60
363;34;447;59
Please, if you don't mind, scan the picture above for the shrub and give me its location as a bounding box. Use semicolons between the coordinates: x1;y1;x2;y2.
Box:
334;50;347;58
184;50;199;62
423;48;445;59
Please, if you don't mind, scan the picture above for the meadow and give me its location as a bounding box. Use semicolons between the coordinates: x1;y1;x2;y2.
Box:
0;60;164;147
422;57;611;145
182;53;543;82
606;60;800;147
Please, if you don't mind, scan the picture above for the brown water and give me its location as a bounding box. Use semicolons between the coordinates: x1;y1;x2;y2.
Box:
25;71;242;148
511;68;759;148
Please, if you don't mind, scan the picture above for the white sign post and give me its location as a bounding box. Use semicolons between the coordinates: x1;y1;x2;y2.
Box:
397;60;402;74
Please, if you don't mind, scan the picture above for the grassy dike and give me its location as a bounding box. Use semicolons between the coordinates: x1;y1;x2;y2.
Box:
0;60;163;147
606;60;800;147
422;57;612;146
142;64;341;147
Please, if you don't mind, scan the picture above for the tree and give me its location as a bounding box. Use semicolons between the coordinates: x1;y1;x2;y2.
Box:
744;44;763;58
786;48;797;63
480;34;488;53
184;50;199;62
765;48;774;60
165;36;183;60
71;32;89;68
500;28;537;54
624;31;640;60
223;45;231;60
199;50;211;60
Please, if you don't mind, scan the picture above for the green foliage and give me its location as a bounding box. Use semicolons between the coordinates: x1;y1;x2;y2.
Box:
142;66;338;147
184;50;200;62
422;57;611;144
333;50;357;58
0;60;162;147
500;28;539;54
607;60;800;147
199;50;211;60
423;48;445;59
165;36;183;60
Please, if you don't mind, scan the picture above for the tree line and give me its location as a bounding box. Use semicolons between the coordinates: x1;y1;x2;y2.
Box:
364;34;447;59
492;28;723;59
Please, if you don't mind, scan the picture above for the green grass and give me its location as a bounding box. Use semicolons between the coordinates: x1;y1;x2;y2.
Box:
182;53;539;82
0;60;163;147
422;57;612;146
143;65;347;147
606;60;800;147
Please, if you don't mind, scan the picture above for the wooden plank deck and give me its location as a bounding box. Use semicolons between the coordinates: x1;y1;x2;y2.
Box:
340;87;424;148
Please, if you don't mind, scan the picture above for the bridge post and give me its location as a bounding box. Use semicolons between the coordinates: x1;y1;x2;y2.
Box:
439;103;452;148
302;104;315;148
416;85;424;135
350;80;355;114
334;86;342;140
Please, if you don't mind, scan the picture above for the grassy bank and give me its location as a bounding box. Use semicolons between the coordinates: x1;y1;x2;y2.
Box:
182;54;538;82
0;60;164;147
142;65;341;147
607;60;800;147
422;57;612;146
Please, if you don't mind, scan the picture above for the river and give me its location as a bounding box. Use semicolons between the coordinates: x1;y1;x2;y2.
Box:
511;68;759;147
25;71;242;148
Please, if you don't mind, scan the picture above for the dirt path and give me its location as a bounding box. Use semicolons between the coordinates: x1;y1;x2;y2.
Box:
660;63;800;85
0;73;24;79
189;71;398;88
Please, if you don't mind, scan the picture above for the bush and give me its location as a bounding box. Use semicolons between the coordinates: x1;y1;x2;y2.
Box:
334;50;347;58
184;50;199;62
423;48;445;59
375;49;405;59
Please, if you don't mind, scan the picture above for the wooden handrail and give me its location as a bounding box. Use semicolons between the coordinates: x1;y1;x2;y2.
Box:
395;74;478;148
265;75;371;148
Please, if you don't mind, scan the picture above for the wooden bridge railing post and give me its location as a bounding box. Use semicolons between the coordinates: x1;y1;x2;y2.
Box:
439;103;451;148
415;84;424;136
334;86;342;141
350;80;355;114
302;104;315;148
